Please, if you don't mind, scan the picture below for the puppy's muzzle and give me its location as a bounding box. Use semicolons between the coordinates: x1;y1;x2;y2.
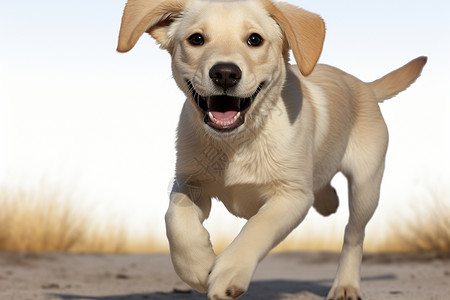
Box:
187;63;263;133
209;63;242;93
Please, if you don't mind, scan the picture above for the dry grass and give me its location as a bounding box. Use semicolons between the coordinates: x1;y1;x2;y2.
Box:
375;192;450;253
0;184;448;254
0;185;166;253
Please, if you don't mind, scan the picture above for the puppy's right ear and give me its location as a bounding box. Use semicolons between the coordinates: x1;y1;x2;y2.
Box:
117;0;185;53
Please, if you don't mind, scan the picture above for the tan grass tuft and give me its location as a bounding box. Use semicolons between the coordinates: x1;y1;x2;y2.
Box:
0;185;167;253
1;184;449;254
376;192;450;253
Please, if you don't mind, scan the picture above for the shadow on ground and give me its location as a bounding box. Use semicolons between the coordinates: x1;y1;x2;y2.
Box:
51;275;394;300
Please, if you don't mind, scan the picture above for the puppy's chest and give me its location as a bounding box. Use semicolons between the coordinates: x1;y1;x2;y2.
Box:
225;147;281;185
187;140;281;213
188;136;283;185
223;141;288;187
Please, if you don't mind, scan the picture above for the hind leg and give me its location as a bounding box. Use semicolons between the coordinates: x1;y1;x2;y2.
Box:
327;127;387;300
327;162;384;300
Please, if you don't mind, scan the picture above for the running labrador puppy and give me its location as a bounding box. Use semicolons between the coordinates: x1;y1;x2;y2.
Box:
117;0;426;299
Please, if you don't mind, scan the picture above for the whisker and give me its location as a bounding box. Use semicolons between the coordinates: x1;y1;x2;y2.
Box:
186;80;208;112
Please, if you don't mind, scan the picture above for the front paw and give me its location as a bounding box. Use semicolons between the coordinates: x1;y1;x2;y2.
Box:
327;286;362;300
207;253;257;299
171;246;215;293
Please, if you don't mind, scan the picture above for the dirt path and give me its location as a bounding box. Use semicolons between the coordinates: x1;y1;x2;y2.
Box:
0;252;448;299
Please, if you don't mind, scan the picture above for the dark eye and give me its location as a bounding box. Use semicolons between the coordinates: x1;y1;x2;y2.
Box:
247;33;263;47
188;33;205;46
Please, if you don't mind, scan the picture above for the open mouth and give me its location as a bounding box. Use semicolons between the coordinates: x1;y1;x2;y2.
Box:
187;81;264;132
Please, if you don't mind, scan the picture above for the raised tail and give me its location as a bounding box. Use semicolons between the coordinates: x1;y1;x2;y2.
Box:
369;56;427;103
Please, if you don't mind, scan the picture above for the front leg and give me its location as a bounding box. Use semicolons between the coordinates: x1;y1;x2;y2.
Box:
165;182;215;293
207;189;314;299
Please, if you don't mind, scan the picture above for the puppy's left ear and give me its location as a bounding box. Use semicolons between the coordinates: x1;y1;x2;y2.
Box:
117;0;185;53
264;1;325;76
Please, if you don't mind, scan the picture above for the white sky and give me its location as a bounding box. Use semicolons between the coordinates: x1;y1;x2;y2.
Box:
1;0;449;246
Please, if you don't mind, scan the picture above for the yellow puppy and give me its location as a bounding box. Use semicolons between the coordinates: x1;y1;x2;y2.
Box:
117;0;426;299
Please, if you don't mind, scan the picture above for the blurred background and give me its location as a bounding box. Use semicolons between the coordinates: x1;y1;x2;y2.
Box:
0;0;449;253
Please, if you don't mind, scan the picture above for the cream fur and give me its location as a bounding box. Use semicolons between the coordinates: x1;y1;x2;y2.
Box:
117;0;427;299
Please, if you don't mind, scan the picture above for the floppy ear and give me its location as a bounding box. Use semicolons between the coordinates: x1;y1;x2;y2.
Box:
117;0;186;53
264;1;325;76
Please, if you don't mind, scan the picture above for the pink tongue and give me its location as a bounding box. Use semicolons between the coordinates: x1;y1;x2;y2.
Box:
210;111;238;121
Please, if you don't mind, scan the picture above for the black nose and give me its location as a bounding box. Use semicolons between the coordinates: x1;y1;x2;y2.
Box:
209;63;242;91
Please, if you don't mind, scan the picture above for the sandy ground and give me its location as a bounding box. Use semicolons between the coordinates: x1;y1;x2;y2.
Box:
0;252;449;300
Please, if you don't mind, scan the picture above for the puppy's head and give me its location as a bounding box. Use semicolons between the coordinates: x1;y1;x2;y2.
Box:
118;0;325;135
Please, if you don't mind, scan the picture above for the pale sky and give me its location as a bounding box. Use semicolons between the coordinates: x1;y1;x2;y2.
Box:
1;0;449;245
